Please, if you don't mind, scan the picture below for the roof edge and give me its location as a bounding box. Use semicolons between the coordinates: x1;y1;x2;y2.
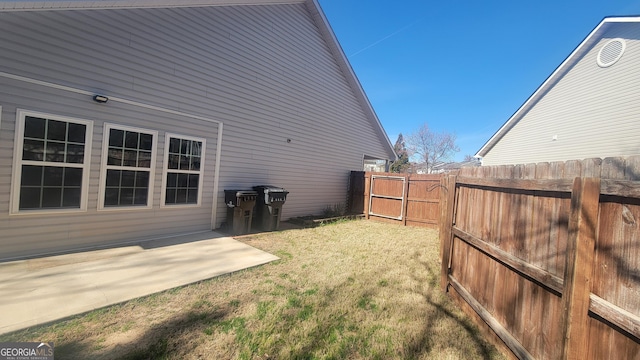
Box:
475;15;640;158
0;0;304;11
306;0;397;161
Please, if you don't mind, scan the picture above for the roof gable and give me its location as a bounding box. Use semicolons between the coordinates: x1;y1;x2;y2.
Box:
476;16;640;158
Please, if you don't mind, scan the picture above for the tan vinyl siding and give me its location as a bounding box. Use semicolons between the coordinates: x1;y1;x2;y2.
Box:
0;3;392;259
482;23;640;166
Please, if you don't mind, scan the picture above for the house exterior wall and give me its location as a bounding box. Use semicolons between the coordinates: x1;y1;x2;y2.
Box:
0;3;393;259
481;23;640;166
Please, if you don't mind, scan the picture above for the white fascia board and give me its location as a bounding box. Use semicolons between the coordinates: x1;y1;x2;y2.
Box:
475;16;639;158
306;0;397;161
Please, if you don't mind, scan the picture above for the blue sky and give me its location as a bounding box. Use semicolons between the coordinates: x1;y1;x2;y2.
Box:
318;0;640;161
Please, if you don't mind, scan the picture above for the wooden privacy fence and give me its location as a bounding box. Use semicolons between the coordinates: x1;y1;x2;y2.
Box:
348;171;442;228
439;157;640;360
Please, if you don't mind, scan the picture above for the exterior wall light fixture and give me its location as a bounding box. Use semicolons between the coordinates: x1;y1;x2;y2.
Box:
93;95;109;103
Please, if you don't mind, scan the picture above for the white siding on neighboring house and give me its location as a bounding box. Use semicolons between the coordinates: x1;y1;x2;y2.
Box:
479;21;640;166
0;2;394;259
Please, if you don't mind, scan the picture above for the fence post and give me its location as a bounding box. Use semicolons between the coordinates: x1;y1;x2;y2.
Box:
440;175;457;292
402;174;410;226
364;172;371;219
561;177;600;360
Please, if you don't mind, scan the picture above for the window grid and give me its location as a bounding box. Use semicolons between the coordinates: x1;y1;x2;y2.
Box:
163;135;205;206
101;124;156;209
12;111;92;214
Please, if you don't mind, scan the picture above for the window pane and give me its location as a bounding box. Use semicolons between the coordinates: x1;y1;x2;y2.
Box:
21;165;43;186
167;172;177;187
188;174;199;188
64;168;83;187
187;189;198;204
134;189;147;205
169;138;180;154
168;154;179;169
106;169;121;187
121;170;135;187
180;155;190;170
104;188;119;206
109;129;124;147
22;139;45;161
166;189;176;204
42;187;62;208
177;173;188;187
123;150;137;167
24;116;46;139
176;189;187;203
180;140;190;155
45;141;65;162
136;171;149;187
190;156;201;171
19;187;41;209
66;144;85;163
68;123;86;143
107;148;123;166
139;133;153;151
47;120;67;141
138;151;152;168
191;141;202;157
43;166;64;186
124;131;139;149
120;188;134;205
62;188;81;207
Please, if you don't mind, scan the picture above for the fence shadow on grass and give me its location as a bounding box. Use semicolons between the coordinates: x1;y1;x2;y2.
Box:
407;250;499;360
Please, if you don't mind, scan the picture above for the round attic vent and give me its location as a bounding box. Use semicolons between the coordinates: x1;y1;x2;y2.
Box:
597;38;626;68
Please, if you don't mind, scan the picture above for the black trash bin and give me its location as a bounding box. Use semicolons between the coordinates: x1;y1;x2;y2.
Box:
253;185;289;231
224;190;258;235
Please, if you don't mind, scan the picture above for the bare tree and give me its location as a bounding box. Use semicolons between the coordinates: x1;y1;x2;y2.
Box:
407;124;459;173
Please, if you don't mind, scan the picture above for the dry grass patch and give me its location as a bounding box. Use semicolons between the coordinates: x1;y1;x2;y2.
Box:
0;220;505;359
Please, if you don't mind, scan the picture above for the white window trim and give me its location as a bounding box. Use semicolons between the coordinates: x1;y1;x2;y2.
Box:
98;123;158;211
160;133;206;208
10;109;93;215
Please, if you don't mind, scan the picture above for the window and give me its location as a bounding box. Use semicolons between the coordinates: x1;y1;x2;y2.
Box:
99;124;157;209
161;134;205;206
11;110;93;214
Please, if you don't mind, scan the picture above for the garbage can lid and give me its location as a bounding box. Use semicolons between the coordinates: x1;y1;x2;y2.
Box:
253;185;287;193
225;190;257;196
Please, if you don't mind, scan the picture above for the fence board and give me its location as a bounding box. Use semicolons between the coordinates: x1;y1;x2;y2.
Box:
441;156;640;360
561;177;600;360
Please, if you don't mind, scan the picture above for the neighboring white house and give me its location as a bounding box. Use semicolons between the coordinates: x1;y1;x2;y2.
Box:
0;0;396;260
476;16;640;166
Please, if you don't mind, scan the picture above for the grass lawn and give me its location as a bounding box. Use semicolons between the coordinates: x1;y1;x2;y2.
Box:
0;220;505;359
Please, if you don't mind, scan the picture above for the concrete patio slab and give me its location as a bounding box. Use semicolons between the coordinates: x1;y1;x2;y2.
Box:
0;231;279;335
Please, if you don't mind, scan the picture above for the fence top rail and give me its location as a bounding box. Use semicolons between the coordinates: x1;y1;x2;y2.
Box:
363;171;444;180
456;177;640;199
456;176;575;193
371;175;406;180
601;179;640;199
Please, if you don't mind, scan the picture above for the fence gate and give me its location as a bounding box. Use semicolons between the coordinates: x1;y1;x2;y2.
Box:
348;171;442;228
368;175;406;220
